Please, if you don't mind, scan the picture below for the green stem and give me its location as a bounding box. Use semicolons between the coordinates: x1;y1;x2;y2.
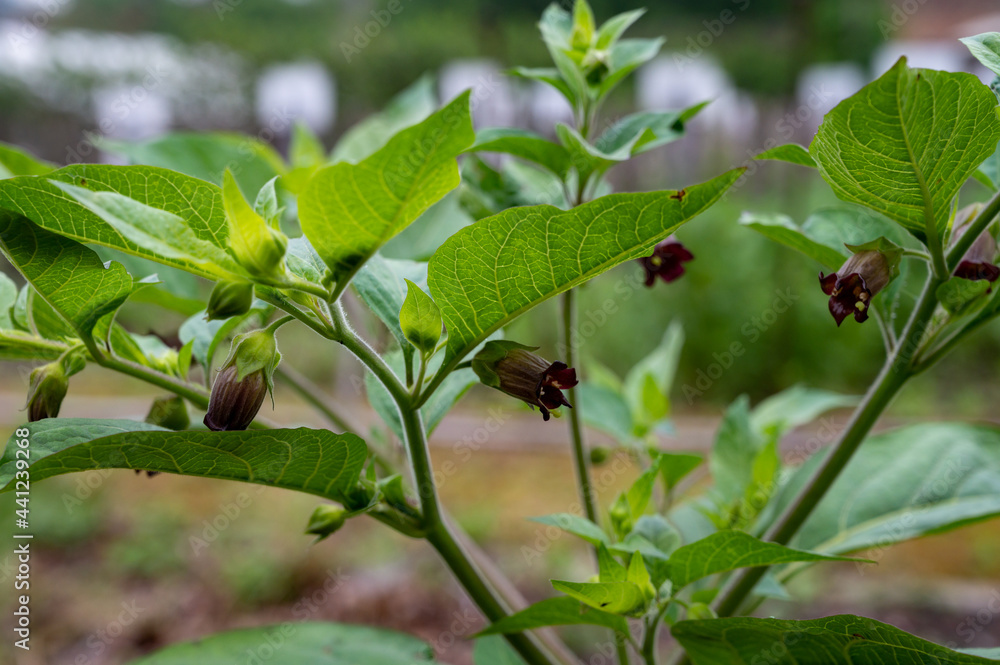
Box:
642;606;670;665
705;272;943;621
561;289;599;525
946;188;1000;272
616;632;632;665
274;364;358;433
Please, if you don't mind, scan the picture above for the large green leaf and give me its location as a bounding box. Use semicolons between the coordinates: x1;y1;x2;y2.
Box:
673;615;1000;665
0;164;235;280
0;419;367;504
428;169;743;376
0;214;136;338
810;58;1000;239
98;132;285;197
710;396;761;502
593;105;707;159
777;423;1000;555
130;622;443;664
529;513;609;546
299;93;474;287
477;596;628;636
738;212;846;269
0;142;56;178
666;530;861;589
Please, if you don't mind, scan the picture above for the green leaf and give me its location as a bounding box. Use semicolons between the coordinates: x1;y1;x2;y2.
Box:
961;32;1000;78
353;255;428;348
0;142;56;178
382;191;475;262
937;276;992;316
477;596;628;636
577;383;633;442
623;322;683;430
129;621;443;664
529;513;608;546
810;58;1000;239
710;396;762;502
778;423;1000;556
598;38;664;99
0;271;17;329
594;105;707;159
300;93;474;287
598;541;628;582
980;138;1000;190
551;579;646;616
0;164;237;280
595;8;645;49
738;212;847;269
508;67;574;106
473;636;526;665
0;214;136;338
672;614;1000;665
749;385;858;440
332;75;438;164
429;169;743;375
659;453;703;491
666;530;862;589
626;551;656;601
632;514;681;556
98;131;285;197
467;128;571;177
400;279;442;354
754;143;817;168
625;458;662;520
290;121;326;170
0;419;367;504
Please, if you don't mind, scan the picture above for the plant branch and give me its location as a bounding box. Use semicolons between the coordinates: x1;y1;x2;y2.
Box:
703;272;944;623
947;188;1000;272
561;289;599;526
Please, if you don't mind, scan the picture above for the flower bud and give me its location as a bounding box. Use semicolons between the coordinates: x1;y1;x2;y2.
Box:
472;341;578;421
145;395;190;431
819;250;892;326
950;206;999;283
637;235;694;287
204;327;281;431
206;281;254;321
589;446;610;465
305;504;349;542
25;361;68;422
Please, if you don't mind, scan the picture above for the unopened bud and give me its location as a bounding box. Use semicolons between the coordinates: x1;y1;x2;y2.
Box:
25;362;68;422
204;327;282;431
305;504;349;541
206;281;254;321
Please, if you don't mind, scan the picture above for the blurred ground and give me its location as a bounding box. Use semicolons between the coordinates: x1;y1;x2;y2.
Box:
1;379;998;665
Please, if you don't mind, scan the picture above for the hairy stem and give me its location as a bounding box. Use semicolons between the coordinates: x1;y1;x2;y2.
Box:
561;289;599;525
701;273;943;628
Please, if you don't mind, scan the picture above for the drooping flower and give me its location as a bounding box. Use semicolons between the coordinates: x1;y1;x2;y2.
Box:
819;250;892;326
952;216;999;283
637;236;694;287
204;326;282;431
472;341;578;421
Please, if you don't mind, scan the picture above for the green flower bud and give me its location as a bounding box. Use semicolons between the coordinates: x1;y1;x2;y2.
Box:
206;281;254;321
144;395;190;431
25;361;68;422
204;326;282;431
305;504;349;542
222;169;289;284
589;446;610;465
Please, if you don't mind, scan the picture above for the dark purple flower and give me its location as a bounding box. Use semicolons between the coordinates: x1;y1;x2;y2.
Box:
953;226;999;283
472;341;578;421
819;250;891;326
204;364;268;431
637;236;694;287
